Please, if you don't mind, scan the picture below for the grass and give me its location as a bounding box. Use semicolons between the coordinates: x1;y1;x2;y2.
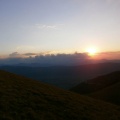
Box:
70;71;120;106
90;82;120;105
0;70;120;120
70;71;120;94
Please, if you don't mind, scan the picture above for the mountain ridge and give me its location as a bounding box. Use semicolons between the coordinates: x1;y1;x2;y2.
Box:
70;71;120;105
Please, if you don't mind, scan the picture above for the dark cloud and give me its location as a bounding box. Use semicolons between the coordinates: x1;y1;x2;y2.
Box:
0;52;119;66
0;52;90;66
9;52;38;58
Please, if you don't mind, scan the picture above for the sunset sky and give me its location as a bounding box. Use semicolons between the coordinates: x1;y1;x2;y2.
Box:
0;0;120;57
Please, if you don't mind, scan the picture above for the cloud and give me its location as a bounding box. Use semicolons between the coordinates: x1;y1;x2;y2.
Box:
34;23;64;30
0;52;90;65
35;24;57;30
9;52;39;58
0;52;120;66
23;53;38;56
94;51;120;60
9;52;22;58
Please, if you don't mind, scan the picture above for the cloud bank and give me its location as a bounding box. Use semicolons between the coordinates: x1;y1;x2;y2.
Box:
0;52;90;66
0;52;120;66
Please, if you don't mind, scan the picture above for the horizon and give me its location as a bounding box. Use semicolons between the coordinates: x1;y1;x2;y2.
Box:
0;51;120;66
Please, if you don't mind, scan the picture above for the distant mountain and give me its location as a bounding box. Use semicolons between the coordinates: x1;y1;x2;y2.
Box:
0;70;120;120
70;71;120;105
0;62;120;89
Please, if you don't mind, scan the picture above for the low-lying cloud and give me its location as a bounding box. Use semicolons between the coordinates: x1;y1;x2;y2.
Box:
9;52;23;58
0;51;120;66
0;52;90;66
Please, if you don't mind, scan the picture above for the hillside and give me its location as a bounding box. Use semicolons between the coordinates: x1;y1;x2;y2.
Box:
0;70;120;120
70;71;120;94
90;82;120;105
0;62;120;89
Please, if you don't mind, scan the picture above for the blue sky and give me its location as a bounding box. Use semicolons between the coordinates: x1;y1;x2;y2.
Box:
0;0;120;56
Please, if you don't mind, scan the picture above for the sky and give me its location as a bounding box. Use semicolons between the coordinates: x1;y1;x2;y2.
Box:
0;0;120;57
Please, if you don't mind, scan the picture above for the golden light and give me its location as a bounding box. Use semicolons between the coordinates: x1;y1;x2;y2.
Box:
86;47;97;56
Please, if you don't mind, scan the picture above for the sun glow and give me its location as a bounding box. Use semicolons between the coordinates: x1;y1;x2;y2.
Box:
86;47;98;56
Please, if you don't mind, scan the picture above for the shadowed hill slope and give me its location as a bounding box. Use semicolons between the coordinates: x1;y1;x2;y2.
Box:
70;71;120;105
89;81;120;105
70;71;120;94
0;70;120;120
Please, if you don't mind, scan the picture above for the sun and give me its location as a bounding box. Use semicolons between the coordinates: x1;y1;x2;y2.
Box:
86;47;97;56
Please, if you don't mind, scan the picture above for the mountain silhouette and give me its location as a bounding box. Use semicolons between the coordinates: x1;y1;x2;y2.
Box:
90;80;120;105
70;71;120;105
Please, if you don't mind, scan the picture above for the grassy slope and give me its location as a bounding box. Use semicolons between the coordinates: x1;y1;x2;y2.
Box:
0;70;120;120
90;82;120;105
70;71;120;94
